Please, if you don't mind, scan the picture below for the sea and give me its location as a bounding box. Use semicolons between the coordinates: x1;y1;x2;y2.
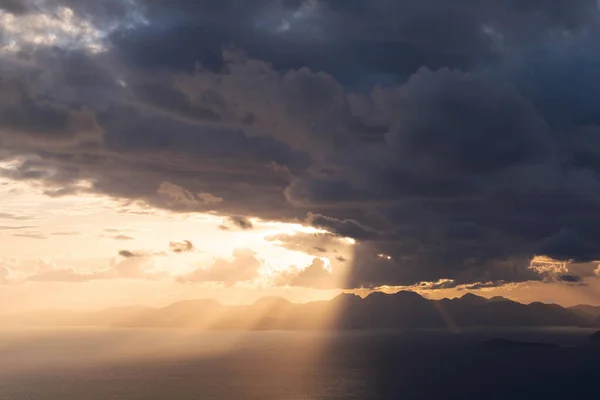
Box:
0;327;598;399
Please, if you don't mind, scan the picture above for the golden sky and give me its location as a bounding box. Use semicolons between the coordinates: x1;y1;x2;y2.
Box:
0;176;352;312
2;174;600;313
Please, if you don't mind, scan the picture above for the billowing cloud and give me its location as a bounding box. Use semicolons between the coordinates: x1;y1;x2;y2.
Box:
157;182;198;206
0;254;164;284
3;0;600;292
178;248;261;286
157;182;222;208
273;258;338;289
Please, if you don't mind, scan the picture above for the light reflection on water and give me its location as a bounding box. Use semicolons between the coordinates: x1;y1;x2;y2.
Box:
0;328;599;400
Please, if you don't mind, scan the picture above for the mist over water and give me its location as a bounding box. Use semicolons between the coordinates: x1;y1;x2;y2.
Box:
1;328;599;400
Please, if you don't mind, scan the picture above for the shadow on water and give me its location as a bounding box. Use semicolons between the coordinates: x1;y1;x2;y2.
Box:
1;328;600;399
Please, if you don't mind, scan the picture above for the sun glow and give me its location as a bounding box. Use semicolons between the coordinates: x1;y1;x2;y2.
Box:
0;175;355;312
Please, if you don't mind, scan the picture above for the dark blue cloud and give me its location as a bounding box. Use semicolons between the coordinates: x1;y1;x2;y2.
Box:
2;0;600;288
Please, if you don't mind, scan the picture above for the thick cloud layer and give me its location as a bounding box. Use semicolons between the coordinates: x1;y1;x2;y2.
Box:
2;0;600;289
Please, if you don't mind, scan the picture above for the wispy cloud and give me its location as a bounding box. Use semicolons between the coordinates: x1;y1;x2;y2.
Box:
12;232;48;239
0;225;37;230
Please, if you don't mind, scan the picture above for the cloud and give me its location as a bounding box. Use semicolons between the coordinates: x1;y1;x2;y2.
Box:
307;213;379;240
0;265;11;284
557;274;582;283
0;254;164;284
273;258;338;289
157;181;199;206
222;216;254;230
0;225;37;230
119;241;196;259
417;279;460;291
27;268;110;283
0;0;28;14
198;191;223;204
111;256;163;280
538;229;600;262
178;248;261;286
24;258;163;283
456;281;510;291
0;0;145;53
12;232;48;239
112;234;134;240
169;240;195;253
266;231;353;259
0;212;33;220
118;250;148;258
0;76;101;145
51;231;80;236
3;0;600;291
118;250;136;258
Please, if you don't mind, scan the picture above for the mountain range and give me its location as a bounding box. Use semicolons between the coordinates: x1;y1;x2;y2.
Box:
4;292;600;330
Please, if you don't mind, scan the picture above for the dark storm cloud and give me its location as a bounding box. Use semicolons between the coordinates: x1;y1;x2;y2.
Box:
557;274;582;283
4;0;600;290
0;77;99;144
307;213;380;240
109;0;599;86
0;0;27;14
539;229;600;263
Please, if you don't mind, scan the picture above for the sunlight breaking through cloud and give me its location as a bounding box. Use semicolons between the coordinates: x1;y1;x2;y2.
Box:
0;1;146;53
529;255;569;277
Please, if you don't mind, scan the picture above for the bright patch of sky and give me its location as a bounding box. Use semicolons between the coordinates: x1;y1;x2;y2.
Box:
0;0;146;53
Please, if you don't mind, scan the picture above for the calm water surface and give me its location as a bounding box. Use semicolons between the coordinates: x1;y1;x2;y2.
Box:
0;328;598;399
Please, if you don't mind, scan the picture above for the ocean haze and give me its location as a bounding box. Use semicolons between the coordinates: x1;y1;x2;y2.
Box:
0;328;599;399
4;291;599;330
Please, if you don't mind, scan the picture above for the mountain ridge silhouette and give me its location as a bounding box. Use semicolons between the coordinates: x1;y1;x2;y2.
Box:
4;291;599;330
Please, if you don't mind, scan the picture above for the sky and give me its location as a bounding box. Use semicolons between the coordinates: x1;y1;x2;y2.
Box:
2;0;600;312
